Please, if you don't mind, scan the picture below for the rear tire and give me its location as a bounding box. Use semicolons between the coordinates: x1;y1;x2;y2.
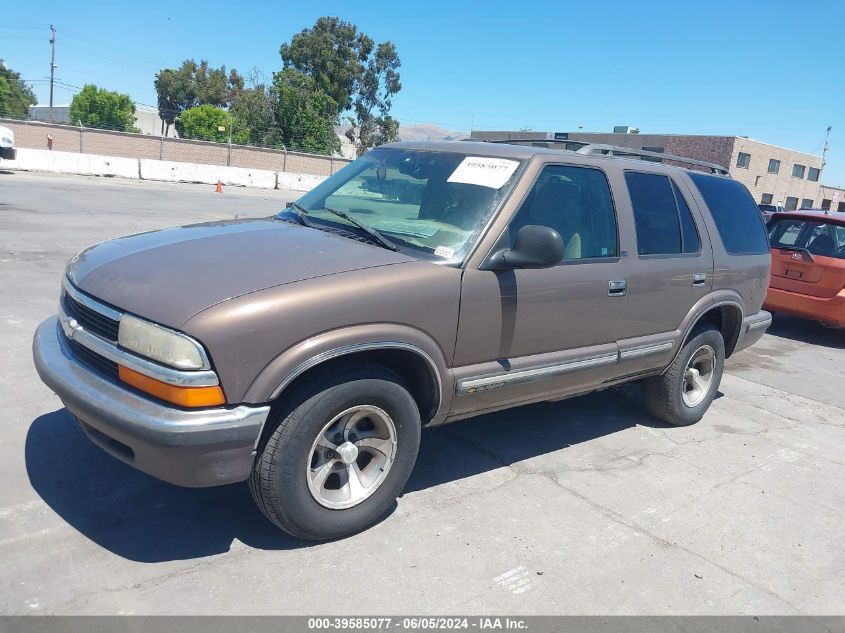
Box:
643;325;725;426
249;363;421;540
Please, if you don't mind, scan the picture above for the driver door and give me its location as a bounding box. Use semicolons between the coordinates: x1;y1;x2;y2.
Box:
450;163;629;416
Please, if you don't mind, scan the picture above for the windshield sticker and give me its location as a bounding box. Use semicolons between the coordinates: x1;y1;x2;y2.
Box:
434;246;455;259
447;157;519;189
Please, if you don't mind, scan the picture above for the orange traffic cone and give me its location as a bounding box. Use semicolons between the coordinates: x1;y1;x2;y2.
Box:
215;180;223;193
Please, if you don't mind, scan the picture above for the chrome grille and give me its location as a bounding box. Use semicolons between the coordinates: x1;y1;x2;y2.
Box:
62;290;120;341
66;337;119;380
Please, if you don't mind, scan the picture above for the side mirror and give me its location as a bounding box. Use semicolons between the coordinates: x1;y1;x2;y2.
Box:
486;225;564;270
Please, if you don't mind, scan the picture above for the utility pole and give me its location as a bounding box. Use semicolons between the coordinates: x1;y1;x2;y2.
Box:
49;25;56;123
822;126;832;170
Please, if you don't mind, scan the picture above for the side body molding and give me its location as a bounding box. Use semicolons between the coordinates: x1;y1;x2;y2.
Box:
243;323;453;422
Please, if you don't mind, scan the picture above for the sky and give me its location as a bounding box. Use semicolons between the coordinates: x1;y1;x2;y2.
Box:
2;0;844;184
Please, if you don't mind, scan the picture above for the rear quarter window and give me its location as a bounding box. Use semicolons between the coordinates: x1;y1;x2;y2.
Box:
689;173;770;255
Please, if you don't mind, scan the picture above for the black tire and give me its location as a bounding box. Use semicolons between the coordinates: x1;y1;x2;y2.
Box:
248;363;421;540
643;324;725;426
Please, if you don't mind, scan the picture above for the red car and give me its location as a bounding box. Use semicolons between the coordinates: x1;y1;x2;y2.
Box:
765;210;845;328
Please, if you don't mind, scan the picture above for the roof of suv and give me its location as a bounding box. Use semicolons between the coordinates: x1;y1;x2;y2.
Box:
383;140;728;178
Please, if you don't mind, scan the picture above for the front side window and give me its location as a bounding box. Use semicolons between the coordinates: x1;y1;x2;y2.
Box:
768;159;781;174
792;164;806;179
292;147;524;262
689;173;769;255
769;219;845;259
507;164;618;260
808;167;820;182
625;172;700;256
736;152;751;168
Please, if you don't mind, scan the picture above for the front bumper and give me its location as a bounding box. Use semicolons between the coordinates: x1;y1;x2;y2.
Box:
32;316;271;487
764;287;845;328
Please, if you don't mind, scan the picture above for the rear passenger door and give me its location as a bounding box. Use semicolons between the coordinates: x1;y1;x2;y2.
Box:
617;171;714;370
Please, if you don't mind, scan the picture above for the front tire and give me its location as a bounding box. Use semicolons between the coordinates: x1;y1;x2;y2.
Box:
249;363;421;540
643;325;725;426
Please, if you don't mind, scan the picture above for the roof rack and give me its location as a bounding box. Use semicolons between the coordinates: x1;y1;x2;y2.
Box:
575;144;730;175
463;138;730;175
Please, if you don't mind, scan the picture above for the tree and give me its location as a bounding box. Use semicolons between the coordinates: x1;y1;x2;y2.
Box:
0;63;37;118
154;59;244;136
154;62;196;136
280;16;373;115
69;84;137;132
279;16;402;156
176;104;246;143
229;82;281;148
345;42;402;156
272;68;340;155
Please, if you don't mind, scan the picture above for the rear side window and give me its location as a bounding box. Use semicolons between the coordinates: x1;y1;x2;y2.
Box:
625;172;701;255
689;173;769;254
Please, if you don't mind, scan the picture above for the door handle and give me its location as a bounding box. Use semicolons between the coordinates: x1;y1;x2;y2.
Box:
692;272;707;287
608;280;628;297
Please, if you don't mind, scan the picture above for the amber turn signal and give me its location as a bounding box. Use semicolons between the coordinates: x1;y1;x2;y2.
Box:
118;366;225;408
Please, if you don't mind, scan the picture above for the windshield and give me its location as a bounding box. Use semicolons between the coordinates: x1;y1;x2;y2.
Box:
286;147;524;262
769;217;845;259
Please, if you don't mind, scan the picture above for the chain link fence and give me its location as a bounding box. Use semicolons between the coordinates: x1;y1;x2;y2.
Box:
1;118;351;177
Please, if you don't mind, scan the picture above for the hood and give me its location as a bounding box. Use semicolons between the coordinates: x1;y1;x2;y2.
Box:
67;217;414;328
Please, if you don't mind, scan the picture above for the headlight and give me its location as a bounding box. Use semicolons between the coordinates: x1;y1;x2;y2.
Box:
118;315;208;370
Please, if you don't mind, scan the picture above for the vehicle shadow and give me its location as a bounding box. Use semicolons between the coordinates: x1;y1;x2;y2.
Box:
765;313;845;349
26;387;657;563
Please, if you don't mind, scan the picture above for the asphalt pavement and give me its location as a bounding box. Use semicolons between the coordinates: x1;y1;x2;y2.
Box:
1;171;843;615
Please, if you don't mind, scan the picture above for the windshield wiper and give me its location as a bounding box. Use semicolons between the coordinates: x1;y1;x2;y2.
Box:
321;206;398;251
284;201;313;227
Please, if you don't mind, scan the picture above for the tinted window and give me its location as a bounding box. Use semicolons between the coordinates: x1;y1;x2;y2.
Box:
674;182;701;253
769;218;845;260
509;165;617;260
689;173;769;254
625;173;701;256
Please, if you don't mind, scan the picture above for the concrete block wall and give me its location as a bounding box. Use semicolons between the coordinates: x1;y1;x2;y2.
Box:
1;148;326;192
0;118;350;178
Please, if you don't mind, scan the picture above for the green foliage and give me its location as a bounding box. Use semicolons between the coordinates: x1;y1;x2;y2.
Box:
229;84;283;148
154;59;244;135
176;104;247;143
272;68;340;155
280;16;402;156
69;84;138;132
280;16;373;115
345;41;402;156
0;63;37;118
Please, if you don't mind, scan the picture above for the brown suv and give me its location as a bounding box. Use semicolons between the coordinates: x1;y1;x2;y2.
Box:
33;141;772;540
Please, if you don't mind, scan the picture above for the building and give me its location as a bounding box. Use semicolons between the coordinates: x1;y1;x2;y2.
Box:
471;129;844;212
28;104;177;138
